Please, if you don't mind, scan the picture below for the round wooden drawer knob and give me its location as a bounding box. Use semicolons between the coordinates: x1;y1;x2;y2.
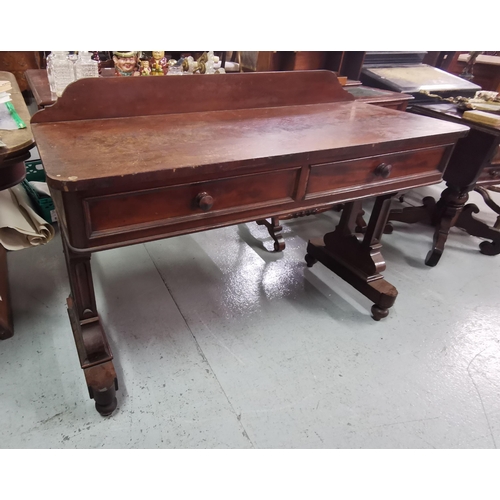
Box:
374;163;392;178
196;192;214;211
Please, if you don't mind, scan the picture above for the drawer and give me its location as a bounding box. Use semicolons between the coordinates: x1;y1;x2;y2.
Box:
306;145;448;199
84;167;300;239
476;165;500;185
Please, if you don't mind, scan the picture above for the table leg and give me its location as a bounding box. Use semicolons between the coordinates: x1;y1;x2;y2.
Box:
305;194;398;320
425;187;468;267
62;235;118;416
385;186;469;267
0;244;14;340
256;217;285;251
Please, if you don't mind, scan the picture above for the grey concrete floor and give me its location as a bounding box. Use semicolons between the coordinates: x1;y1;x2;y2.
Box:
1;172;500;448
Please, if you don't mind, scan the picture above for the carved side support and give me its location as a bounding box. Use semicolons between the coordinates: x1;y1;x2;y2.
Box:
256;206;333;252
474;186;500;230
385;196;436;234
256;217;285;251
455;204;500;256
305;194;398;320
62;235;117;416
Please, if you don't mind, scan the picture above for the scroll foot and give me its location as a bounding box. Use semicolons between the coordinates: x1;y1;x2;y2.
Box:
256;217;286;252
456;204;500;256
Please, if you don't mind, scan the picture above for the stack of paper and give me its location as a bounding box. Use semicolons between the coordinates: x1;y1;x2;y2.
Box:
0;80;12;104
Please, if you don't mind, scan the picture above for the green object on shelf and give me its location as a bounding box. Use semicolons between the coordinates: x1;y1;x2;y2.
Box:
22;159;57;224
5;101;26;129
25;159;46;182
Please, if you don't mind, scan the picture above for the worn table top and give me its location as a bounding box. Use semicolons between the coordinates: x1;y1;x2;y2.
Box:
0;71;34;166
32;100;468;192
29;71;469;195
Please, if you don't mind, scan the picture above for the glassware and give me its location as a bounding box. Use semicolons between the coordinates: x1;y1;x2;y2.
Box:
46;52;56;94
167;66;183;76
74;51;99;80
52;51;75;98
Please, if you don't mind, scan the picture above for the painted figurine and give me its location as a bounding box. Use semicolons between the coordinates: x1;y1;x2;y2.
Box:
113;51;140;76
139;60;151;76
149;51;168;75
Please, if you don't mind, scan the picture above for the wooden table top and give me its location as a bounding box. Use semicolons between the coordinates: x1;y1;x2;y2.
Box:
32;95;468;192
0;71;34;165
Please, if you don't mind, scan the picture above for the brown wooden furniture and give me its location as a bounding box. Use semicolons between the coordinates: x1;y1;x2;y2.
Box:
0;71;36;339
30;71;467;415
239;51;365;80
25;69;55;109
448;53;500;92
0;52;41;93
386;102;500;265
256;86;413;251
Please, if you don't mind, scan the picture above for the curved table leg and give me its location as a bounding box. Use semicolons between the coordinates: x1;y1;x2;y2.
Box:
256;217;285;251
62;234;118;416
455;204;500;256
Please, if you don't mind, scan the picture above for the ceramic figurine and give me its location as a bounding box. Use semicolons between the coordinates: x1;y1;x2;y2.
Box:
149;51;168;75
140;60;151;76
113;51;140;76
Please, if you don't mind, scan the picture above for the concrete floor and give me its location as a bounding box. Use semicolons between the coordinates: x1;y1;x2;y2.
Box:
1;165;500;448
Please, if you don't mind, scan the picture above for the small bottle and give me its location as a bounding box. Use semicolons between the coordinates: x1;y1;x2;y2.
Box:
205;51;215;74
52;51;75;98
74;51;99;80
46;52;56;94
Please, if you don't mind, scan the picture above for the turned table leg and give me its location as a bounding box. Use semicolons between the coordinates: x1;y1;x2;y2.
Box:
62;235;118;416
0;244;13;340
305;194;398;320
385;185;469;267
425;187;468;267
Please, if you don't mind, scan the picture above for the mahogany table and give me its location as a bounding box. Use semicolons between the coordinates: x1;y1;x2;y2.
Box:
386;102;500;265
30;71;467;415
0;71;35;339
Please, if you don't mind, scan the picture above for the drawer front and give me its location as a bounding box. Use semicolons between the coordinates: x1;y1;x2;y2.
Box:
476;165;500;185
84;167;300;238
306;146;447;199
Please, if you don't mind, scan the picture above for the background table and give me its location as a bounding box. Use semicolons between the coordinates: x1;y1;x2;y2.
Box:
0;71;35;339
387;102;500;265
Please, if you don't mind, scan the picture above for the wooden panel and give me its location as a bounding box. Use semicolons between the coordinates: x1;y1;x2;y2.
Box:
306;146;448;199
31;70;354;124
84;167;300;238
281;52;328;71
0;51;40;92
